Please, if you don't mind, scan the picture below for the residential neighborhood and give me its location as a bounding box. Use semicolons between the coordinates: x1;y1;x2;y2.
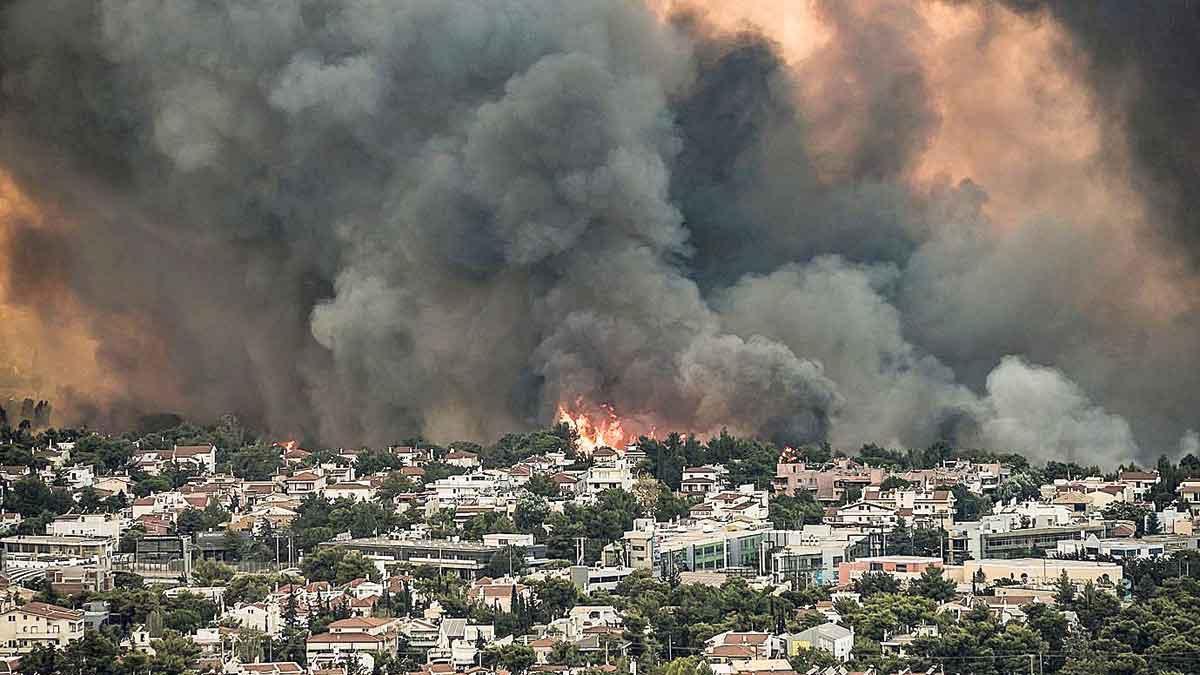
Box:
0;418;1195;675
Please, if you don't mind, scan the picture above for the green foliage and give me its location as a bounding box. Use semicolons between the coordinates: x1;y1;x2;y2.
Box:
3;476;73;518
482;431;573;469
485;644;537;675
879;475;913;491
525;473;562;499
853;571;902;598
230;442;281;480
529;577;581;622
514;494;550;534
191;559;235;586
907;566;956;602
545;489;641;563
950;483;992;522
769;493;825;529
838;593;939;642
302;546;379;584
223;574;273;606
462;512;516;541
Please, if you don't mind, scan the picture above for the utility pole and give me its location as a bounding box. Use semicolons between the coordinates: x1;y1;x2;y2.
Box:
667;635;672;661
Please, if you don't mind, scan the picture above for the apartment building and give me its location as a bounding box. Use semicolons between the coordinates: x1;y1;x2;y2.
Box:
0;602;84;654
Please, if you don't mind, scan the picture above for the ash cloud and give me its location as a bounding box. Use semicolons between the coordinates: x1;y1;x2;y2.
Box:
0;0;1196;465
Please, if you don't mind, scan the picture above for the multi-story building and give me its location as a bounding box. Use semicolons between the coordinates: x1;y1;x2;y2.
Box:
0;535;113;577
836;555;942;585
319;537;499;578
948;558;1122;590
0;602;84;654
46;514;123;542
773;456;884;502
1056;534;1199;560
949;522;1107;563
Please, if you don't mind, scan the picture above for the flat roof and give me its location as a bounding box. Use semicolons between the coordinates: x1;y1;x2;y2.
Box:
320;537;499;552
0;535;110;546
854;556;942;564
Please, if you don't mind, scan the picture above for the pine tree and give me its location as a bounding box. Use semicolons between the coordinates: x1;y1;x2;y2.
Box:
1054;569;1076;606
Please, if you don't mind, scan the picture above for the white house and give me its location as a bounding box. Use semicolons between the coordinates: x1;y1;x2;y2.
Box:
787;622;854;662
324;482;377;503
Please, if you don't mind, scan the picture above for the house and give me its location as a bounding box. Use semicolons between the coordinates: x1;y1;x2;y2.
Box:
226;602;282;636
1118;471;1160;502
46;514;123;541
445;450;481;469
284;472;327;497
787;622;854;662
435;618;494;650
0;602;84;654
549;473;584;496
681;466;722;495
400;618;440;649
467;579;531;613
564;605;621;641
829;501;898;527
92;476;135;497
343;578;385;600
705;632;782;661
168;445;218;474
324;482;377;503
1178;482;1200;513
64;465;95;489
390;446;433;467
584;462;634;495
306;632;386;669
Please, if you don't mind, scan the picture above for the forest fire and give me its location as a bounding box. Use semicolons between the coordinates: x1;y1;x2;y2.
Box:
556;399;628;454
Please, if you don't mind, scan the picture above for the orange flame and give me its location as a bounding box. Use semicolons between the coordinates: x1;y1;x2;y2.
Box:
556;399;627;454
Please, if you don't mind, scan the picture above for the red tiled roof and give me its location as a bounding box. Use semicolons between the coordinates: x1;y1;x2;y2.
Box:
307;632;383;644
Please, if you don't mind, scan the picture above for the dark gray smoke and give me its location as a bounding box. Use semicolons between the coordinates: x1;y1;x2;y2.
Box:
0;0;1196;465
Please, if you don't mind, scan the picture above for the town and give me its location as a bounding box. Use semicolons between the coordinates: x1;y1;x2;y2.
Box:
0;413;1193;675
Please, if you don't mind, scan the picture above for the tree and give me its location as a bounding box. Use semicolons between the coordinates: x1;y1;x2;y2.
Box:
486;644;536;675
530;577;580;622
148;631;202;675
950;484;992;522
852;572;901;597
769;494;824;529
17;644;62;673
525;474;561;499
231;443;281;480
663;656;715;675
1145;509;1162;536
514;494;550;533
192;559;234;586
908;566;956;602
463;512;517;541
484;545;529;578
302;546;378;584
224;574;272;606
62;631;122;675
173;508;206;536
1054;569;1076;606
548;641;583;666
879;475;913;492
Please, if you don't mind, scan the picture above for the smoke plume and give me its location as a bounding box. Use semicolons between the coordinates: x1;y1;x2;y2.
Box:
0;0;1197;465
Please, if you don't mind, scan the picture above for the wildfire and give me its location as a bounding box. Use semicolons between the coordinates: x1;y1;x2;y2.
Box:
556;399;627;455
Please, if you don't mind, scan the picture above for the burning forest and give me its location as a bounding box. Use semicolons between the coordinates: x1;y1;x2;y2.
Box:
1;1;1199;467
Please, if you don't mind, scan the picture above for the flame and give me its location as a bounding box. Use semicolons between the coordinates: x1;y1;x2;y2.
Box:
556;399;627;454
